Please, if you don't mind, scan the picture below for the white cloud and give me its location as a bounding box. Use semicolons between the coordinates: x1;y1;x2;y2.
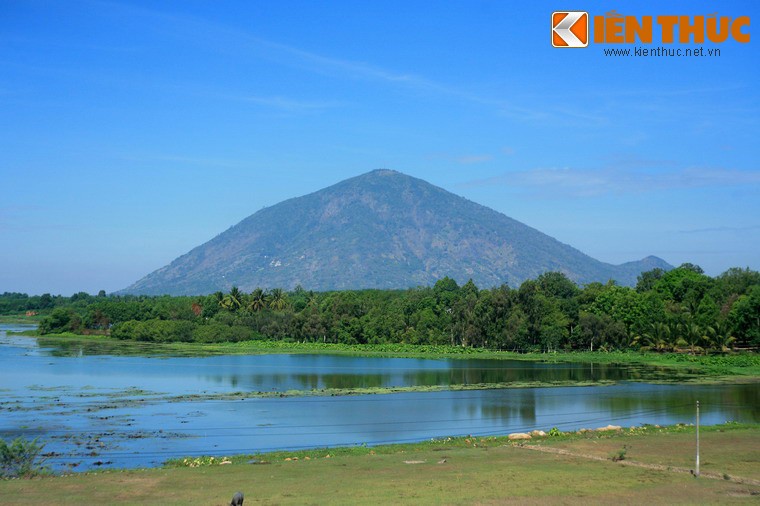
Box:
677;225;760;234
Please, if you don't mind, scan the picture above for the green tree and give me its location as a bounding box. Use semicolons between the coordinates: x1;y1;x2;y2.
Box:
705;320;736;353
653;265;712;304
221;287;243;312
636;268;666;292
576;311;627;351
536;272;579;299
711;267;760;305
587;285;647;338
267;288;289;311
0;437;47;478
39;308;81;334
679;322;705;354
694;294;719;329
247;288;266;312
518;279;567;352
729;285;760;347
38;293;54;309
640;322;674;352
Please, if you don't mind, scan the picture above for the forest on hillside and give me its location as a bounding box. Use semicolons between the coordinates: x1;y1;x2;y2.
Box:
3;265;759;353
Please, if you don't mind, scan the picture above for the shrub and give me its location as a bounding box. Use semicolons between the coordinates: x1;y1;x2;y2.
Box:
111;319;196;342
192;323;254;343
609;445;628;462
0;437;48;478
39;308;82;334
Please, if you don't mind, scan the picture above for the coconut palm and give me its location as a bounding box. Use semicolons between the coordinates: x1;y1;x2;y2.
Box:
640;322;673;352
705;321;736;353
247;288;266;312
221;286;243;312
267;288;288;311
679;322;705;355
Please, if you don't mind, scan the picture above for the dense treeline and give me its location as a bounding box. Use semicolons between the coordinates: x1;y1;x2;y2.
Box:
0;290;106;314
8;264;760;353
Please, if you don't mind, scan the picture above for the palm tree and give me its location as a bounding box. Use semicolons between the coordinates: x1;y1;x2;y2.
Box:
640;322;673;352
247;288;266;312
221;286;242;312
305;291;318;308
679;322;705;355
267;288;288;311
618;329;640;350
705;321;736;353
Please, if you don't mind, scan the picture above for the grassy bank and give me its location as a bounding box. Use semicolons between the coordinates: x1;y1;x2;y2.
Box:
0;314;42;325
2;424;758;505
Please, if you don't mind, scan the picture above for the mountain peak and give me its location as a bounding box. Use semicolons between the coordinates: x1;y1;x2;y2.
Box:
121;171;672;295
367;168;400;176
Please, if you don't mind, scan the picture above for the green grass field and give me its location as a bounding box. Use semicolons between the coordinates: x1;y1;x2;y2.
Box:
2;424;758;505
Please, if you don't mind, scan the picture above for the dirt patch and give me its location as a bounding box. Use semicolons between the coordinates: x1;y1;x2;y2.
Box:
726;489;760;498
516;444;760;486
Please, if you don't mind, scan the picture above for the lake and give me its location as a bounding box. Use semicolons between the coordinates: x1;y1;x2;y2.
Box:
1;324;758;472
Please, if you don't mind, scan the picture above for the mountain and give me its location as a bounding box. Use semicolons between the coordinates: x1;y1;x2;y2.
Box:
121;170;672;295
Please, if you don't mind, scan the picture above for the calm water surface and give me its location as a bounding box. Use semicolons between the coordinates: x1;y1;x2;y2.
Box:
1;325;757;471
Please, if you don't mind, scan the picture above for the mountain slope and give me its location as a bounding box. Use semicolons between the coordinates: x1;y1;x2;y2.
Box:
122;170;671;295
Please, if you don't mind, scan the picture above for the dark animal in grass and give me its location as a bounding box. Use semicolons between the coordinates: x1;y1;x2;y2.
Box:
230;491;244;506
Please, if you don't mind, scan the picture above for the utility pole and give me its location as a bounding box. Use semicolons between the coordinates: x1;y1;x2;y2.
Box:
695;400;700;477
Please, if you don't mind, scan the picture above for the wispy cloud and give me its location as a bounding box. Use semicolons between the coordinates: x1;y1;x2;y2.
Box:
677;225;760;234
595;153;677;170
462;166;760;197
84;0;593;124
88;0;437;87
224;94;344;112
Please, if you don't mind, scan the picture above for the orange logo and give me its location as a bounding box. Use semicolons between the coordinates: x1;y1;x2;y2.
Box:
552;11;589;47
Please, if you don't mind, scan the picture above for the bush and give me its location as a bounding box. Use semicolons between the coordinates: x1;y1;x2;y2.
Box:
111;319;196;342
39;308;82;334
609;445;628;462
192;323;254;343
0;437;48;478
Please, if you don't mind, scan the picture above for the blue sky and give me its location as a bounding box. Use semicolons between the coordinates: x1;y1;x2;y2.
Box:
1;0;758;295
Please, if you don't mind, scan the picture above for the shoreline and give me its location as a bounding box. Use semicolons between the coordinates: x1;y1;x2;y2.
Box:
3;422;758;506
161;421;757;469
11;331;760;385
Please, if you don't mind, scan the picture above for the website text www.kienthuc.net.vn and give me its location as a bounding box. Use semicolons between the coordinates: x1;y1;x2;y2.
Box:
603;46;721;57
